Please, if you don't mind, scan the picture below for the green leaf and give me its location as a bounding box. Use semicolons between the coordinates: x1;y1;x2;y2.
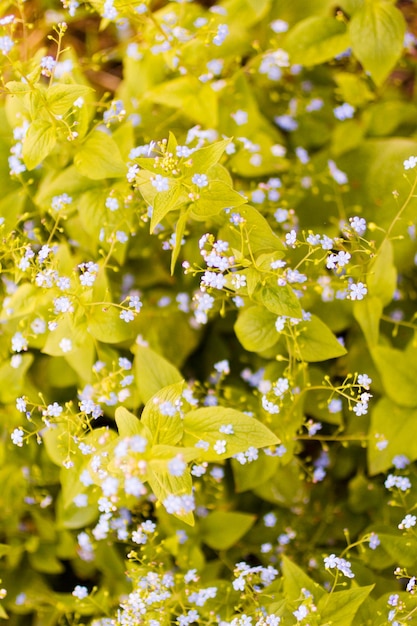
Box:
147;465;194;525
150;182;182;232
334;139;417;238
296;315;347;362
22;120;56;170
134;346;183;404
35;164;98;208
338;0;364;15
353;296;383;347
368;398;417;475
331;120;365;157
0;354;34;404
46;83;93;116
371;345;417;408
135;309;199;368
115;407;144;438
284;16;350;65
77;189;107;240
234;305;279;352
254;459;307;507
5;80;31;94
64;336;96;383
87;305;136;343
29;543;64;574
149;444;199;466
42;423;70;466
282;555;325;601
0;189;26;230
2;283;40;319
191;181;247;218
378;533;417;568
188;139;231;173
182;407;280;461
349;0;406;86
147;77;218;127
365;101;417;137
74;130;127;179
367;240;397;305
166;131;178;154
232;454;279;492
42;314;88;356
200;511;256;550
252;280;303;319
141;382;184;445
171;209;189;274
334;72;374;107
219;204;285;258
318;586;374;626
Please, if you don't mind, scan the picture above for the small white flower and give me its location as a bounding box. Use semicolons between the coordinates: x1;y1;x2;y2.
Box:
59;338;72;353
151;174;170;192
349;216;367;235
214;439;226;455
11;428;24;447
11;332;28;353
404;156;417;170
349;282;367;301
399;514;417;529
192;173;209;187
120;309;134;322
168;455;187;477
72;585;88;599
285;229;297;247
73;494;88;508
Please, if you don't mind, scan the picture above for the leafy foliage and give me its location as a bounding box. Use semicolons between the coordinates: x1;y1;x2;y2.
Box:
0;0;416;624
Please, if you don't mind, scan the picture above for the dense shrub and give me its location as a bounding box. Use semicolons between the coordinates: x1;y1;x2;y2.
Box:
1;0;417;623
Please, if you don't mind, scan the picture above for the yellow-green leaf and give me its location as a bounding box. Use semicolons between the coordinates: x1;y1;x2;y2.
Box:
200;511;256;550
349;0;406;86
141;382;184;445
182;407;280;461
234;305;278;352
74;130;127;179
135;346;183;404
22;120;56;170
296;315;347;362
46;83;93;116
285;16;350;65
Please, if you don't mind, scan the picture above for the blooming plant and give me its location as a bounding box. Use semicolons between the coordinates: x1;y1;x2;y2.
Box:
1;0;417;624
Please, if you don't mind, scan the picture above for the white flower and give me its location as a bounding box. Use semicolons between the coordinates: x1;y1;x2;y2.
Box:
73;494;88;508
192;173;209;187
0;36;14;55
213;24;228;46
328;159;348;185
151;174;170;192
120;309;134;322
219;423;234;434
349;282;367;300
404;156;417;170
72;585;88;599
59;338;72;353
399;514;417;529
334;102;355;121
168;455;187;477
285;229;297;247
214;360;230;374
214;439;226;455
11;332;28;353
11;428;24;446
349;216;367;235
